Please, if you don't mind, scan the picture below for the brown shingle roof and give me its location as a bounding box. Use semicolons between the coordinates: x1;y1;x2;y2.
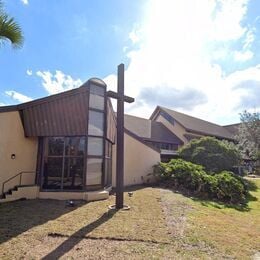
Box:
124;114;151;138
155;106;235;140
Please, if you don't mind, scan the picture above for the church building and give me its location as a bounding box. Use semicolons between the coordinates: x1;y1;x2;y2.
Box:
0;78;236;202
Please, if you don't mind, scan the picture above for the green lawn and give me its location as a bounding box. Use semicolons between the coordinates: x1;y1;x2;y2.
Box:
0;179;259;259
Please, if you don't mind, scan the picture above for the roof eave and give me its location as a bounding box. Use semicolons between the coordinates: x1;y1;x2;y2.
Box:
0;105;18;113
186;128;235;141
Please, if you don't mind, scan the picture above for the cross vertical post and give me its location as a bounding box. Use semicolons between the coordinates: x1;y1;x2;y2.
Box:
116;63;124;209
107;64;134;210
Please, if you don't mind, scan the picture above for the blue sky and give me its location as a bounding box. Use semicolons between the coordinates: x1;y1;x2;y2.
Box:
0;0;260;125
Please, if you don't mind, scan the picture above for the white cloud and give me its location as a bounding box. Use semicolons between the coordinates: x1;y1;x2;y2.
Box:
21;0;29;5
0;102;6;106
129;30;140;44
232;26;255;62
210;0;248;41
243;28;255;50
123;46;129;52
128;25;143;44
26;69;32;76
5;91;32;103
224;66;260;110
234;50;253;61
36;70;82;95
104;0;258;125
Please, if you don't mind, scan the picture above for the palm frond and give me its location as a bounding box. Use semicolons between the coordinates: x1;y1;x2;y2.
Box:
0;13;24;48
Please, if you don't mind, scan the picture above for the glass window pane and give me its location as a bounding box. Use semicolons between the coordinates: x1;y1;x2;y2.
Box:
104;158;112;186
105;141;112;158
88;111;104;136
88;137;103;156
65;137;85;156
47;137;64;156
90;84;105;96
87;158;102;185
78;137;86;155
89;93;104;110
63;158;84;190
42;157;63;189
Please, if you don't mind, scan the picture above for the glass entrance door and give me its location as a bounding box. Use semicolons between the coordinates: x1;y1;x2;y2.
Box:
42;137;85;190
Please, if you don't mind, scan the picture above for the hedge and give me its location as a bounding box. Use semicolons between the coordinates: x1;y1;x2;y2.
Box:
153;159;248;204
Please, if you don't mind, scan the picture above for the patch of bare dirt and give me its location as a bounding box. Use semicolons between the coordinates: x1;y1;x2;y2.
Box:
159;189;193;238
159;188;234;260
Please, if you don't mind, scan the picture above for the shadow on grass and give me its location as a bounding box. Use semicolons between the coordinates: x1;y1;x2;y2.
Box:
110;184;153;195
244;179;258;192
0;199;84;244
42;209;117;260
190;193;257;212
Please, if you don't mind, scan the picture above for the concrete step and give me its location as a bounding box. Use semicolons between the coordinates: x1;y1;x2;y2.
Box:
1;186;111;203
0;185;39;203
39;189;109;201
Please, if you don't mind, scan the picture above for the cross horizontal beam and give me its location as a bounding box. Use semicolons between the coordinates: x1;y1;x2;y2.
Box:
107;90;135;103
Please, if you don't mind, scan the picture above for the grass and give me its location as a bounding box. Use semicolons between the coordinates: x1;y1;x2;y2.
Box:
184;178;260;259
0;180;259;259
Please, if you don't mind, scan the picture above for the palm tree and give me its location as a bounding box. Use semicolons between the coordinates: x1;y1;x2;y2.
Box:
0;1;24;48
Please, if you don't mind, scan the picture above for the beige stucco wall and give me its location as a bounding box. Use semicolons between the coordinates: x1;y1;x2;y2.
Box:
112;132;160;187
0;111;38;192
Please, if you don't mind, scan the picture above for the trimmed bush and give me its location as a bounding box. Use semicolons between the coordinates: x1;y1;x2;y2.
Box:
153;159;248;204
178;137;241;173
214;171;246;203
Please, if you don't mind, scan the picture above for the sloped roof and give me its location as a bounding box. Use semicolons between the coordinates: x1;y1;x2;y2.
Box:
0;78;105;113
223;123;240;136
124;114;183;144
124;114;151;138
0;78;117;141
151;106;235;140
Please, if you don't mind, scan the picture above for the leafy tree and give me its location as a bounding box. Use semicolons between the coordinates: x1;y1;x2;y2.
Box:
236;110;260;166
178;136;241;173
0;1;24;48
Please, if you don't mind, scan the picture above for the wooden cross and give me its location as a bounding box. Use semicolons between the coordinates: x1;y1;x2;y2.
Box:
107;64;134;209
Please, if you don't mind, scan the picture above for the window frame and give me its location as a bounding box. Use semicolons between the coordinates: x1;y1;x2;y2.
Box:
41;136;86;191
39;81;113;192
85;82;108;190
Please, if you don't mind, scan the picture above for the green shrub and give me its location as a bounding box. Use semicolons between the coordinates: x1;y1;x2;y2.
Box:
178;137;241;173
153;159;248;204
154;159;208;192
169;160;206;192
152;162;172;180
214;171;246;203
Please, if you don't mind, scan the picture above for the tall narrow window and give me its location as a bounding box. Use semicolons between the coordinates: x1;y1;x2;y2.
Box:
104;140;112;187
85;82;107;190
86;158;103;186
88;110;104;136
89;84;105;110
